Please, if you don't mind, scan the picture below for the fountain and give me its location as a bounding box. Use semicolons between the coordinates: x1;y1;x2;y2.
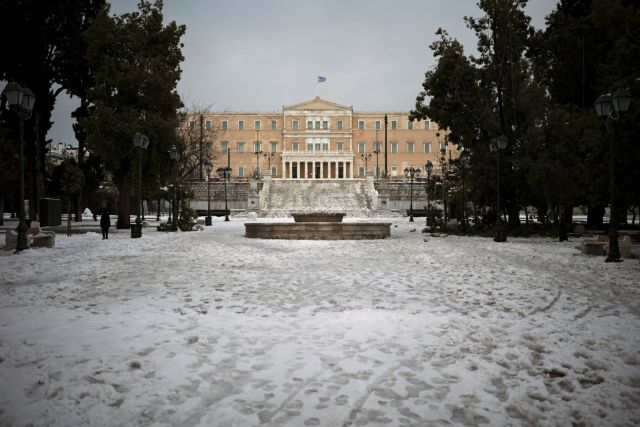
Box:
245;212;391;240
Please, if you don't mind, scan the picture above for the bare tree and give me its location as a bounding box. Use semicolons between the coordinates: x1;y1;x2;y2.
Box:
176;103;227;182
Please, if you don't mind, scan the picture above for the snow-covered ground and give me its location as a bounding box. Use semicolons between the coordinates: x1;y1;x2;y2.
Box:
0;217;639;426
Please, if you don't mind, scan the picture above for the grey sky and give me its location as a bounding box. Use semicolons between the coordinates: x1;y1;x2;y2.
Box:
47;0;558;145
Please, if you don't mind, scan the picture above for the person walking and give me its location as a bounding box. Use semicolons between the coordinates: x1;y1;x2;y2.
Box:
100;208;111;239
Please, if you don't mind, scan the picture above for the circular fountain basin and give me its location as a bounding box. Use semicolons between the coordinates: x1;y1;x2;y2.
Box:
245;222;391;240
291;212;345;222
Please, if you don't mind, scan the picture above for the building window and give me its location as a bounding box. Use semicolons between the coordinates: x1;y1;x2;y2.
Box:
407;142;414;153
221;141;229;152
323;142;328;151
307;142;313;151
322;120;328;130
424;120;430;130
238;120;244;130
271;142;277;153
440;142;447;152
189;120;195;130
337;120;343;130
293;120;299;130
292;142;299;151
271;165;277;176
315;120;320;130
222;120;228;130
391;142;398;153
375;166;381;177
254;120;261;130
391;120;397;130
206;120;212;131
374;142;382;152
391;166;398;176
359;166;365;177
336;142;344;151
254;142;262;153
238;166;244;177
358;120;364;131
271;120;277;130
408;120;414;130
307;120;313;130
375;120;381;130
237;142;245;153
423;142;431;153
358;142;366;153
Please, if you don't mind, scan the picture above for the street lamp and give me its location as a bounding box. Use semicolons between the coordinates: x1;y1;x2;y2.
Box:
264;152;274;175
459;150;469;232
254;129;262;179
424;160;433;228
594;88;631;262
2;82;36;252
204;160;212;226
404;166;421;222
489;134;508;242
169;144;180;230
373;129;380;179
217;166;231;221
131;132;149;238
360;153;371;176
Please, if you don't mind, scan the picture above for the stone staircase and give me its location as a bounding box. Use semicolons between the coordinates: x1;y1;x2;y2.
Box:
262;180;374;217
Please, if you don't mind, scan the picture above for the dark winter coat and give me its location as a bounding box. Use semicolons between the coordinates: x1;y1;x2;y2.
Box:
100;211;111;229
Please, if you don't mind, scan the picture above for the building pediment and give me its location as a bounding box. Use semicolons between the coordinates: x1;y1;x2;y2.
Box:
283;97;352;112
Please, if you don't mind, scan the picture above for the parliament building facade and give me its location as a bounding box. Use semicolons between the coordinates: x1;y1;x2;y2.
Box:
193;97;454;180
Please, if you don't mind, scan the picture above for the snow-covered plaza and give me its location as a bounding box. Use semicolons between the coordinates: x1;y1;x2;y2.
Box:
1;217;639;426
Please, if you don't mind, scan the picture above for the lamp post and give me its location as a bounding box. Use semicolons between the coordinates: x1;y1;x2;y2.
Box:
374;129;380;179
217;166;231;221
360;153;371;176
254;129;262;179
169;144;180;230
131;133;149;238
204;160;212;226
264;152;274;175
459;150;469;232
424;160;433;228
2;82;36;252
489;135;508;242
594;88;631;262
404;166;421;222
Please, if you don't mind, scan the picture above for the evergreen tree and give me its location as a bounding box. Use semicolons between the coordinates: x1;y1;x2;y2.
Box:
82;0;186;229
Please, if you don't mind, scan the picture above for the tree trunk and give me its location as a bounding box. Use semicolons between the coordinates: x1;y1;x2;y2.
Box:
74;190;83;222
117;175;131;229
586;205;605;229
558;206;568;242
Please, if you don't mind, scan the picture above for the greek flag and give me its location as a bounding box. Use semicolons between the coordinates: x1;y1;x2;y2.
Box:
317;76;326;82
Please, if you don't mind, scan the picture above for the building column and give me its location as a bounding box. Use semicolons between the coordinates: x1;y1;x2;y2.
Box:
350;161;353;179
320;161;324;179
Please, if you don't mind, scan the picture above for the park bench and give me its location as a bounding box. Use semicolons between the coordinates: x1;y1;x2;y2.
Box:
196;209;231;217
580;234;632;258
3;221;55;251
406;209;427;217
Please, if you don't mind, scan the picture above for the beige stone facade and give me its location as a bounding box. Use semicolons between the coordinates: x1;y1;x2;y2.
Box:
198;97;454;180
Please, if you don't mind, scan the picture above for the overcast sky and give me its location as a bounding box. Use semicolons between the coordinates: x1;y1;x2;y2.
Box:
46;0;557;145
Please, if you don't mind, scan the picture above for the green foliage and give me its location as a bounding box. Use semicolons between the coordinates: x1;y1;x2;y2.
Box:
177;200;199;232
412;0;640;230
60;159;85;196
156;222;177;232
82;0;186;227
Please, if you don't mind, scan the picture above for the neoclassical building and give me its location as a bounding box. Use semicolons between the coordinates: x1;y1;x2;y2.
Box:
194;97;454;180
